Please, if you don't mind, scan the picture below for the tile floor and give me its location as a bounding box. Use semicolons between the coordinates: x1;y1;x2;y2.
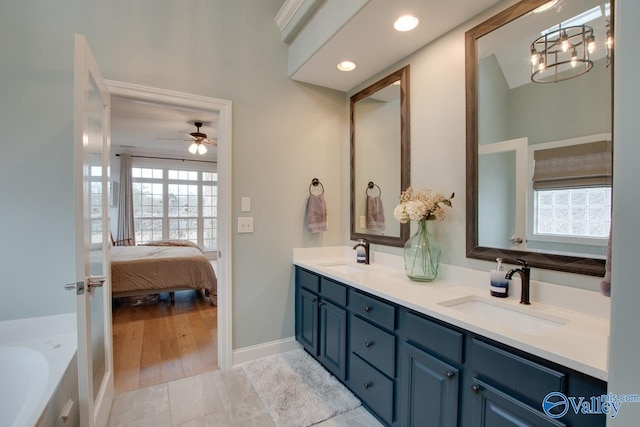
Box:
108;368;384;427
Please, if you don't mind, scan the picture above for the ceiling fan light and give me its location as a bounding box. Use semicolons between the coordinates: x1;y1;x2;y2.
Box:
189;142;198;154
198;143;208;155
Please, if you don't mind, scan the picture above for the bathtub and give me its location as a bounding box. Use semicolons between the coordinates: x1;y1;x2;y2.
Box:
0;313;77;427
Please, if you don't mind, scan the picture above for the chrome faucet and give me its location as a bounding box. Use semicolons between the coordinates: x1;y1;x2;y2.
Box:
352;239;370;265
505;258;531;305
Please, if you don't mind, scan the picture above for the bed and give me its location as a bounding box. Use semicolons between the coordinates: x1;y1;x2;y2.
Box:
111;240;217;305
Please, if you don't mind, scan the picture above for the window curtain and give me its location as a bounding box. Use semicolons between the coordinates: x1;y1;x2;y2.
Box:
532;141;612;190
116;154;136;245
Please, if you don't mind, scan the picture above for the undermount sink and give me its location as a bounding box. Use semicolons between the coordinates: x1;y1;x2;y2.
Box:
319;262;369;275
438;295;569;336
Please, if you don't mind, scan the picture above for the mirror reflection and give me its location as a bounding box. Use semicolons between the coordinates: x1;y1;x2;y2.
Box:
351;66;410;247
467;0;613;275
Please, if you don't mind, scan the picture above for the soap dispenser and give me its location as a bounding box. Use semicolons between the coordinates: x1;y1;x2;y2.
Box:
490;258;509;297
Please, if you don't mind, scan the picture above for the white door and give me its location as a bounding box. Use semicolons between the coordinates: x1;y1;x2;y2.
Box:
73;33;114;427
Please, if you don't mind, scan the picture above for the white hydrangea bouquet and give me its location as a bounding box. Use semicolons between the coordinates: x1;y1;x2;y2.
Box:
394;186;454;282
393;187;454;223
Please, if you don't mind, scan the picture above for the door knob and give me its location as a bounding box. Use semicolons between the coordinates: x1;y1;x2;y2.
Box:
445;371;455;380
509;236;524;245
64;282;84;295
471;384;481;394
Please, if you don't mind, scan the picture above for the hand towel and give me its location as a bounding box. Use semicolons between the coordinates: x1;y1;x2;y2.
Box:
600;227;611;297
306;194;328;233
366;195;385;231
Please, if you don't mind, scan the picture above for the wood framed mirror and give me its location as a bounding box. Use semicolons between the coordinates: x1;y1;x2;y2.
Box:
350;65;410;247
465;0;613;276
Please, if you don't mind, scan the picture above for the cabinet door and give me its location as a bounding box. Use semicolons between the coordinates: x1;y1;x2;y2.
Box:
469;379;566;427
297;288;319;356
319;300;347;381
400;342;459;427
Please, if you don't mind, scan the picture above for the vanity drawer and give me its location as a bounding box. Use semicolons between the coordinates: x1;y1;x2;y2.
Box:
471;339;565;404
297;268;319;293
320;277;347;306
404;311;464;364
350;353;394;426
351;315;395;378
350;290;395;331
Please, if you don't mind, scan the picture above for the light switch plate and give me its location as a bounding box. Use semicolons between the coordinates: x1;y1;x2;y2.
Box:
241;197;251;212
238;217;254;233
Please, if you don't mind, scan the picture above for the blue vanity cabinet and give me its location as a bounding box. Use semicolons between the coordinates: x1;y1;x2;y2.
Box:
293;267;607;427
318;277;348;381
295;269;320;356
349;290;398;426
398;310;464;427
295;269;348;381
465;338;606;427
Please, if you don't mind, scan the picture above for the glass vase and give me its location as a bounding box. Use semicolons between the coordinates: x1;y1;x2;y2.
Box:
404;220;441;282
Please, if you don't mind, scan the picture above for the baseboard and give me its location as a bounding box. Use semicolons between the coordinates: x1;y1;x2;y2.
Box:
232;336;302;367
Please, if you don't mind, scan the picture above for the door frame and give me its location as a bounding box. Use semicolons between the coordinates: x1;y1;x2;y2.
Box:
106;80;233;370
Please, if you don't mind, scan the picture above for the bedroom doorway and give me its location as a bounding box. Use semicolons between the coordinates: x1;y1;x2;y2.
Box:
106;81;232;392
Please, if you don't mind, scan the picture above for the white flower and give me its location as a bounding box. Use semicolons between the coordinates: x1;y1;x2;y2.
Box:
405;200;427;221
393;187;454;223
393;203;409;223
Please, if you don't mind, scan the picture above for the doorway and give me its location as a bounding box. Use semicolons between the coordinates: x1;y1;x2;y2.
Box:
106;81;233;391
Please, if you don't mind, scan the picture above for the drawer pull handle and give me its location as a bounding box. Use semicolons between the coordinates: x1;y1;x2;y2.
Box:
364;341;373;348
363;382;371;390
445;371;455;380
471;384;481;394
364;306;372;312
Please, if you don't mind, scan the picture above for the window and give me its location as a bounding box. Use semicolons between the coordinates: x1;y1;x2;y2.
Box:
132;163;217;252
534;187;611;238
530;138;612;243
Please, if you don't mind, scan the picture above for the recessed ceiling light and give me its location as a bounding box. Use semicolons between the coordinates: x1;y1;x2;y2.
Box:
533;0;558;13
394;14;420;32
337;60;357;72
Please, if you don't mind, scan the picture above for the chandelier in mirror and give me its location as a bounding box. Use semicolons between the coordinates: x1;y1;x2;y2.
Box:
530;24;595;83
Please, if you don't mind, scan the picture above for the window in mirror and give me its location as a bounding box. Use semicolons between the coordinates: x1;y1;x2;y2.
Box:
534;187;611;238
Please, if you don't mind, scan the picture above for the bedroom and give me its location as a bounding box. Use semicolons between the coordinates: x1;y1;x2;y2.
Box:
108;94;221;392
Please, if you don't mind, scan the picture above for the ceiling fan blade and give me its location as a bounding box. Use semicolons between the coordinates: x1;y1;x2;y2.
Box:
154;137;194;142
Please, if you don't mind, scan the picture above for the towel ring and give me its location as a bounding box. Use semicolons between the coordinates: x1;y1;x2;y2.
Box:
366;181;381;197
309;178;325;195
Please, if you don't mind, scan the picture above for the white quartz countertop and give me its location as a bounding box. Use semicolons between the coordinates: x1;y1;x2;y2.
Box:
293;247;610;381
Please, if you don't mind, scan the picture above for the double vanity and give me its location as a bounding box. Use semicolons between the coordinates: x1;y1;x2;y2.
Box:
293;247;609;426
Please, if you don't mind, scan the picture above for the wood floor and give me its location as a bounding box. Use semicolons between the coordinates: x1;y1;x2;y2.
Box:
112;290;218;393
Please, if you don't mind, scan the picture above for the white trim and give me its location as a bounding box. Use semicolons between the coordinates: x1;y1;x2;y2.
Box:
478;137;528;250
274;0;305;31
105;80;234;371
232;337;302;368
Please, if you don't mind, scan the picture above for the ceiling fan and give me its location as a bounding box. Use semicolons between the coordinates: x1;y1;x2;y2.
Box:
156;121;217;155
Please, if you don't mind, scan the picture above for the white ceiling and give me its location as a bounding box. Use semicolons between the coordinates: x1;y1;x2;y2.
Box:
288;0;505;92
110;96;219;160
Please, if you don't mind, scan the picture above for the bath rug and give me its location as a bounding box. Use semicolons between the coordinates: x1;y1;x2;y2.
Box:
242;349;361;427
